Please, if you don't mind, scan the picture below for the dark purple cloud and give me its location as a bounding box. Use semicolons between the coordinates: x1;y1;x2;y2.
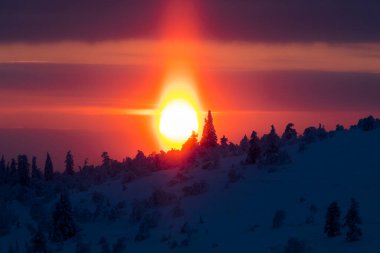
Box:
1;63;380;112
0;0;380;43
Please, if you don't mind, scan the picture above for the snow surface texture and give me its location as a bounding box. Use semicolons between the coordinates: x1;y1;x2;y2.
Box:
1;128;379;253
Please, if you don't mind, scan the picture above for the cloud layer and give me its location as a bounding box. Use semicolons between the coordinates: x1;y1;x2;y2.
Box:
1;0;380;43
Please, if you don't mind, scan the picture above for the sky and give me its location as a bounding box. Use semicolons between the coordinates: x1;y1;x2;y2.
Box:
0;0;380;168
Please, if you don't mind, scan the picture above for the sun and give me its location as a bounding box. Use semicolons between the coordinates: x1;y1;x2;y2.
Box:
155;70;202;150
159;99;199;143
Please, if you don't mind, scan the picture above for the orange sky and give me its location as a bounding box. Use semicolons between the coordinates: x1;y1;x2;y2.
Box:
0;1;380;167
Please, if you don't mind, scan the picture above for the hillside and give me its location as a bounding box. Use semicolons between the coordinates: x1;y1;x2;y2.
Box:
1;127;379;253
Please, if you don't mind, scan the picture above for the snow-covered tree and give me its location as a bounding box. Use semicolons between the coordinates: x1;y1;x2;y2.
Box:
65;151;75;175
44;153;54;181
246;131;261;164
31;156;42;179
317;124;328;140
17;154;30;186
301;127;318;144
200;110;218;148
51;193;77;242
357;115;376;131
220;135;228;149
324;201;341;237
261;125;287;165
181;131;198;153
29;230;48;253
343;198;362;242
101;152;111;169
281;123;298;144
181;131;199;164
239;134;249;153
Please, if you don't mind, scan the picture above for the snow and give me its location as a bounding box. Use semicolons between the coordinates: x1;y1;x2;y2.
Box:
1;128;379;252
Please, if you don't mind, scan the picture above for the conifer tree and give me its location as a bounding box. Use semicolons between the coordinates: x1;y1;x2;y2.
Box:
324;201;341;237
30;230;47;253
246;131;261;164
344;198;362;242
17;154;30;186
65;151;74;175
101;152;111;169
51;194;77;242
200;110;217;148
239;134;249;152
0;155;5;172
220;135;228;149
0;155;6;183
262;125;281;164
44;153;54;181
281;123;298;143
182;131;198;152
31;156;42;179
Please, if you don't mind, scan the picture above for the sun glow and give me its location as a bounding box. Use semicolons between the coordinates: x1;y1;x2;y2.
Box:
156;70;202;150
159;99;198;141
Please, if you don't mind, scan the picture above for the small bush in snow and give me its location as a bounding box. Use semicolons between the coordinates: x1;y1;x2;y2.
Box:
135;211;160;242
282;238;306;253
180;222;197;239
182;181;209;197
272;209;286;228
147;189;177;208
171;203;185;218
130;200;146;223
76;241;92;253
112;237;126;253
0;203;17;237
228;169;243;183
99;237;111;253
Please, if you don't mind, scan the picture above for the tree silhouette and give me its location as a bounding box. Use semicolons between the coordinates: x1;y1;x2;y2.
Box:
182;131;198;152
31;156;42;179
65;151;75;175
344;198;362;242
324;201;341;237
101;152;111;169
200;110;218;148
239;134;249;152
44;153;54;181
246;131;261;164
51;193;77;242
17;154;29;186
282;123;298;143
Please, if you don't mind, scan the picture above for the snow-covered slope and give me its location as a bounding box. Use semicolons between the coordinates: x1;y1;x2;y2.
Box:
2;128;380;253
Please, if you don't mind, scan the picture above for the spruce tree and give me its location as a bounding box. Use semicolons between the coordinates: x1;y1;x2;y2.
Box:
0;155;6;183
262;125;281;164
200;110;218;148
30;230;47;253
182;131;198;152
324;201;341;237
344;198;362;242
239;134;249;152
17;154;30;186
31;156;42;179
246;131;261;164
44;153;54;181
281;123;298;143
65;151;75;175
101;152;111;169
51;194;77;242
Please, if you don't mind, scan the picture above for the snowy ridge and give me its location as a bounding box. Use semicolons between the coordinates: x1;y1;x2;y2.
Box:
1;126;380;252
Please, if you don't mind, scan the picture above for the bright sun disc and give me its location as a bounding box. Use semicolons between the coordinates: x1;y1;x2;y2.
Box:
159;99;198;143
